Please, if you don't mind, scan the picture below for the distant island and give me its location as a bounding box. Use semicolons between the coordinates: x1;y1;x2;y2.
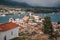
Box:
0;5;60;13
22;8;60;13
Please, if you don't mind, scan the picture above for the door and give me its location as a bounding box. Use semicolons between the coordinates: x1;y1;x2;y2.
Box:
4;36;6;40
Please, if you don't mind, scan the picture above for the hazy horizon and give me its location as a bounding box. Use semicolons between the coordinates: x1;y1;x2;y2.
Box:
0;0;60;7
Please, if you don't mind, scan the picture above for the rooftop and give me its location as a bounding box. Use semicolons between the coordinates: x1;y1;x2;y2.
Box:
0;22;19;32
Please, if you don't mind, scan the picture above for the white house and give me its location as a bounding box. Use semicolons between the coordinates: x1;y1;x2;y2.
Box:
0;22;19;40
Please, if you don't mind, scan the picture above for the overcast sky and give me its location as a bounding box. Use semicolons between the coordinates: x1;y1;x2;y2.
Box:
0;0;60;7
12;0;60;7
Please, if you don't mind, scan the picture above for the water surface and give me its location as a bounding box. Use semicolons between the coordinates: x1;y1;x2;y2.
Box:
0;12;60;23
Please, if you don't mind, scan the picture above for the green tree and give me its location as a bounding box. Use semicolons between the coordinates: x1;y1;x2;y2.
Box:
43;16;53;40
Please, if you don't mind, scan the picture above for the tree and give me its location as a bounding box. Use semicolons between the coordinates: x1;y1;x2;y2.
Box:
43;16;53;40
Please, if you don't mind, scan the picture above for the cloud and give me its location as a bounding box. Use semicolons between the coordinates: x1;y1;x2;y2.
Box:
0;0;60;7
12;0;60;7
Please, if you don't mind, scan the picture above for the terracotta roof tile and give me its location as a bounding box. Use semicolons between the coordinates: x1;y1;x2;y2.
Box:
0;22;19;31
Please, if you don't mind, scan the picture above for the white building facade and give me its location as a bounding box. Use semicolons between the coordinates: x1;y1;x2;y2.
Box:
0;22;19;40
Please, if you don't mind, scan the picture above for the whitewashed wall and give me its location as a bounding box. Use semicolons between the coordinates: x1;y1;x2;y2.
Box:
0;27;19;40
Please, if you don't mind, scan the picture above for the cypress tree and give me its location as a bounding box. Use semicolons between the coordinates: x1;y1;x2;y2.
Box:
43;16;53;39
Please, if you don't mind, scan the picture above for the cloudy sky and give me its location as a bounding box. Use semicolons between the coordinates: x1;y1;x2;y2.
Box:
0;0;60;7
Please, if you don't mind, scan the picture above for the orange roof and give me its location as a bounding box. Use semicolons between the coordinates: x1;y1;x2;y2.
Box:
0;22;19;32
22;16;29;21
19;27;24;30
24;23;29;27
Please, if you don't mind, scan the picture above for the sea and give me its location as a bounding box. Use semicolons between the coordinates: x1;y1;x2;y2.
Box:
0;12;60;23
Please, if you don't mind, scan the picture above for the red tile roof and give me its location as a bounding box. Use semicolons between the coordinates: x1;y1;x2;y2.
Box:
0;22;19;32
19;27;24;30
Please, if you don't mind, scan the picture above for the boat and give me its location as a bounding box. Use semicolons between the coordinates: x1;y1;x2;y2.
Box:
0;14;6;17
52;12;55;14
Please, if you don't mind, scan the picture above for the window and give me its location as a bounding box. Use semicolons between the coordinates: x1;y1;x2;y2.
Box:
11;31;13;35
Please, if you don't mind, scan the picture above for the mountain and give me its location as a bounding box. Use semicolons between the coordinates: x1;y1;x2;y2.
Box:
0;0;31;8
0;0;60;9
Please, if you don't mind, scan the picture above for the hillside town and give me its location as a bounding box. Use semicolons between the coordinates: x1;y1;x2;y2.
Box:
0;0;60;40
0;7;60;16
0;6;60;40
0;7;22;15
0;10;60;40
